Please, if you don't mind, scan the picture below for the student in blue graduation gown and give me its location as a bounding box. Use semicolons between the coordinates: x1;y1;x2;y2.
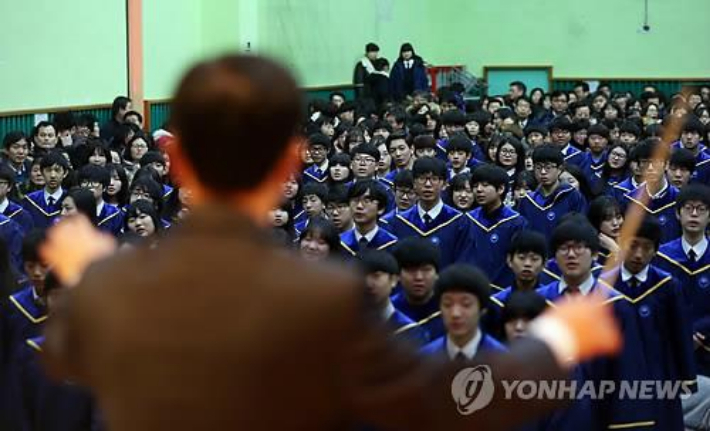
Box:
138;151;175;204
384;131;414;184
465;164;527;289
499;290;548;343
357;250;424;344
667;149;696;191
340;180;398;256
390;237;445;343
672;118;710;185
654;185;710;377
302;133;331;184
444;134;475;181
621;138;682;243
293;182;328;238
600;216;696;431
608;144;643;204
2;131;32;186
380;170;417;226
78;165;124;236
0;164;33;233
588;195;624;267
21;152;68;229
549;117;584;167
517;145;586;235
325;185;355;234
485;231;547;337
579;124;609;192
350;143;396;212
388;157;472;268
420;264;506;361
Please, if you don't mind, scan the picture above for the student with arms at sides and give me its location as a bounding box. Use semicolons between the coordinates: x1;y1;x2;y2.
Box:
0;164;33;234
77;165;123;236
22;151;69;229
324;185;354;234
40;54;622;431
340;180;397;256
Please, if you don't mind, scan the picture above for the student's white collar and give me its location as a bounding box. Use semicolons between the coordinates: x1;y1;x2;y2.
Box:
558;274;595;296
621;264;649;284
96;201;105;217
382;301;395;322
43;188;63;204
0;198;8;213
354;225;379;243
417;199;444;221
446;329;482;360
645;179;668;200
682;236;708;259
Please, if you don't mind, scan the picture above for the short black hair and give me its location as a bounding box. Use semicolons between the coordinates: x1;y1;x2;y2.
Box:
22;229;46;264
386;131;409;148
111;96;132;119
61;187;98;224
587;123;610;139
551;221;600;254
524;124;548;137
3;131;27;149
357;249;399;275
308;133;332;150
683;117;705;135
350;142;380;162
449;172;472;192
669;148;697;172
125;199;162;234
39;151;70;172
446;134;473;154
392;237;441;271
587;196;622;233
507;230;548;259
435;264;490;309
634;137;662;161
574;81;590;92
510;81;527;95
633;216;662;250
532;145;564;166
441;110;467;127
393;169;414;189
619;121;641;137
501;290;547;324
365;42;380;53
330;152;351;167
0;164;15;186
347;179;389;210
677;183;710;208
326;185;349;205
471;163;509;193
301;182;328;203
549;117;574;133
77;164;111;188
171;55;303;194
140;151;167;167
123;110;143;124
412;157;446;180
412;135;437;151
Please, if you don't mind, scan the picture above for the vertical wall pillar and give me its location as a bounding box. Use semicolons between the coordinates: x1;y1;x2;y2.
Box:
127;0;144;115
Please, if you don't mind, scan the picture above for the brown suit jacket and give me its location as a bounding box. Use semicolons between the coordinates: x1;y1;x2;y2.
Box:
45;205;567;431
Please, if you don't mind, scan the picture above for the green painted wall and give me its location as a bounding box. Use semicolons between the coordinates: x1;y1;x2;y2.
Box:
0;0;127;112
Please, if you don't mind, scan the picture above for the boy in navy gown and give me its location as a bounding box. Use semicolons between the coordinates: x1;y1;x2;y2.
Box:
0;164;33;233
293;182;328;237
302;133;331;184
621;138;682;243
390;237;445;343
465;164;527;289
599;217;696;431
672;118;710;185
383;131;414;183
420;264;505;361
340;180;398;256
549;117;584;167
579;124;609;192
78;164;123;236
325;186;354;234
380;170;416;226
21;152;68;229
388;157;472;268
357;250;423;344
517;145;586;235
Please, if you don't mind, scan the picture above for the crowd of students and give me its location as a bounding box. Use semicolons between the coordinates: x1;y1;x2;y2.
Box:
0;43;710;429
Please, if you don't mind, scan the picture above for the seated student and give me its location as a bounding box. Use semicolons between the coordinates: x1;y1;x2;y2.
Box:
269;203;295;244
599;216;697;431
124;199;162;247
325;185;354;234
609;143;644;202
523;124;549;149
0;164;33;233
340;180;398;256
21;151;69;229
2;131;31;186
390;237;445;343
500;290;547;343
434;110;468;159
465;164;527;289
672;118;710;184
655;184;710;377
297;217;342;262
356;250;423;343
7;271;103;431
445;133;476;180
579;123;610;191
350;142;393;197
327;153;352;187
587;195;624;267
78;164;123;235
412;134;438;159
58;187;98;224
104;163;130;209
139;151;174;200
384;131;414;183
621;138;682;243
388;157;472;268
571;119;590;150
302;133;331;184
420;264;505;361
667;148;696;189
517;145;586;234
293;182;328;237
447;173;474;212
549;117;584;166
619;120;641;147
380;169;417;225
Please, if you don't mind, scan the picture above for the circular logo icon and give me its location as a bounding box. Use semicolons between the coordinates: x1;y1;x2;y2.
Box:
639;305;651;318
547;212;556;221
699;276;710;289
451;365;495;415
658;215;667;225
430;236;440;245
490;233;499;244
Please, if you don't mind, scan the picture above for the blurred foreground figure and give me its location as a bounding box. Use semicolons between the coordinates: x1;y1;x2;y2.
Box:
41;55;621;431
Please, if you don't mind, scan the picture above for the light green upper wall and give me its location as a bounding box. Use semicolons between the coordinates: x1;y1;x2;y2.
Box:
0;0;127;112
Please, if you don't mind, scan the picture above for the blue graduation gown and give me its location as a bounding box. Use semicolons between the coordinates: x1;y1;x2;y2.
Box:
621;184;682;244
655;238;710;375
562;144;585;167
162;184;174;200
339;227;398;256
2;200;34;234
97;203;124;236
21;190;64;230
0;214;24;273
391;292;445;343
388;203;473;268
387;309;426;346
464;205;527;289
483;283;542;339
517;183;587;235
302;164;329;184
419;332;506;361
598;266;697;431
671;142;710;185
579;152;606;191
607;177;636;204
435;137;486;163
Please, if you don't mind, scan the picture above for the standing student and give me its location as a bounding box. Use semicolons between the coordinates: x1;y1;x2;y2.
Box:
380;170;416;225
100;96;132;145
2;131;31;186
353;43;380;99
384;131;414;183
672;118;710;184
293;182;328;237
325;186;354;234
389;43;428;101
420;264;506;361
0;164;33;233
388;157;472;268
302;134;331;184
517;145;586;234
78;164;124;236
340;180;398;256
549;117;584;166
465;164;527;289
579;123;610;191
21;152;69;229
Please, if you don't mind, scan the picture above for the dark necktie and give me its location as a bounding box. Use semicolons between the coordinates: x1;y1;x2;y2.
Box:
423;213;433;226
454;352;468;363
689;249;698;263
564;285;581;296
358;237;370;250
47;196;55;207
628;276;639;294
